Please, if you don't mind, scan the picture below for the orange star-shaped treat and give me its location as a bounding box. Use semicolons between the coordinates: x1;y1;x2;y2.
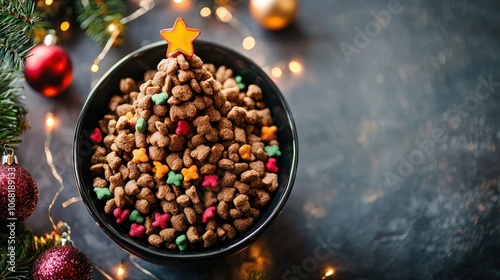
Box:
160;17;201;58
261;125;278;141
152;161;170;179
181;165;199;182
132;148;149;163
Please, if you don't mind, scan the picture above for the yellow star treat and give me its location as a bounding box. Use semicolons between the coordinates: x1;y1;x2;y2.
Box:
160;17;201;58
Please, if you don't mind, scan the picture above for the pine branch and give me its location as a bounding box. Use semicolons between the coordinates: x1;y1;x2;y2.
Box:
76;0;126;45
0;227;61;279
0;65;29;146
0;0;41;71
246;271;268;280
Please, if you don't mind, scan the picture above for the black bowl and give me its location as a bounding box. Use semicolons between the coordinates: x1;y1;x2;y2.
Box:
73;40;298;265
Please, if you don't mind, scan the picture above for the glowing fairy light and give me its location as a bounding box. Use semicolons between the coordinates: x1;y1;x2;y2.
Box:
60;21;70;32
200;7;211;17
321;268;335;279
288;60;302;73
216;6;233;22
116;264;125;280
173;0;183;3
45;0;53;5
271;67;282;78
45;113;55;129
242;36;255;50
91;64;99;73
108;23;117;32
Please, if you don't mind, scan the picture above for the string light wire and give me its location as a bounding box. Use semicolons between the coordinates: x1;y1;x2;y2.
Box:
44;112;65;232
129;255;160;280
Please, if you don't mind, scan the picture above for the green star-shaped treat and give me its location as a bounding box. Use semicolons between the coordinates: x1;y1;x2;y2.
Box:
135;118;147;133
264;145;282;157
129;210;145;224
94;188;112;200
175;234;188;251
167;170;183;187
152;92;169;105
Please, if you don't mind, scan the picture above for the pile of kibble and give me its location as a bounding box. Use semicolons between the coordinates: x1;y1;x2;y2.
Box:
89;53;281;251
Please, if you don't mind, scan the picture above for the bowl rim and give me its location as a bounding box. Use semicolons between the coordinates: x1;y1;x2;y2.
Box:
73;40;299;264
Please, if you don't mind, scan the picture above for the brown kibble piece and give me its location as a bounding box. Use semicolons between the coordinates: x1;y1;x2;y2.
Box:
227;106;247;126
166;153;183;171
193;115;211;135
137;187;156;204
220;171;237;188
170;102;197;121
245;207;260;218
262;172;279;192
109;173;124;193
186;226;200;244
137;173;154;188
183;148;194;167
234;181;250;194
150;131;170;148
120;78;137;94
228;143;240;163
218;159;234;170
115;132;135;153
217;187;236;202
106;151;121;170
203;191;218;208
190;144;211;161
222;224;237;240
206;219;217;231
114;187;126;208
246;84;263;100
145;216;155;235
160;228;177;242
184;207;197;224
234;217;254;232
233;194;251;212
172;84;193;101
234;163;249;175
161;200;179;215
234;127;246;143
229;208;243;219
104;199;116;214
93;177;108;188
176;194;191;207
185;186;201;204
148;234;163;247
216;227;226;241
176;54;190;70
207;143;224;164
240;170;260;182
249;161;265;177
217;201;230;220
254;189;271;207
171;213;187;232
169;134;186;152
135;199;150;214
124;180;140;196
202;230;217;248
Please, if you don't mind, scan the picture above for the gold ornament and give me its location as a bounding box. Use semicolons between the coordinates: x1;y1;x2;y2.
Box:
249;0;298;30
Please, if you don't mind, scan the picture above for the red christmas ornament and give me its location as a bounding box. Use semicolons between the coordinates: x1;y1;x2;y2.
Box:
32;246;93;280
24;30;73;98
0;148;38;222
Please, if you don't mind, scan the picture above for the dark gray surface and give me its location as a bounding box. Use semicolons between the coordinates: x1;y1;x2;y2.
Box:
20;0;500;279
